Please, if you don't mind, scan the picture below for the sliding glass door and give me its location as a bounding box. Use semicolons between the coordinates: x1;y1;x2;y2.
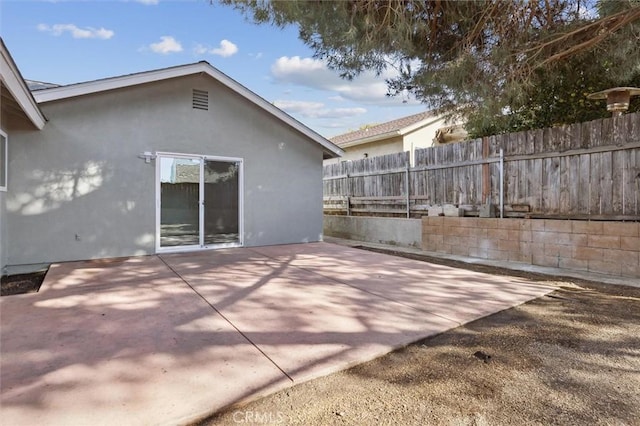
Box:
157;153;242;252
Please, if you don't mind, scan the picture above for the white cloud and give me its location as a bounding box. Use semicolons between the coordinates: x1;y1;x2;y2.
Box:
134;0;159;4
271;56;419;105
37;23;114;40
274;99;366;119
149;36;183;54
194;40;238;58
193;44;208;55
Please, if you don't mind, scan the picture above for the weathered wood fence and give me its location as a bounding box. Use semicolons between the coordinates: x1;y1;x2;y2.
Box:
324;112;640;220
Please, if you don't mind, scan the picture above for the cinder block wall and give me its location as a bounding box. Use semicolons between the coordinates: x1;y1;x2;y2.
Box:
324;215;422;248
422;217;640;278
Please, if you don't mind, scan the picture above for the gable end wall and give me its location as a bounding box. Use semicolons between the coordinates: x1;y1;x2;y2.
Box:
7;75;324;265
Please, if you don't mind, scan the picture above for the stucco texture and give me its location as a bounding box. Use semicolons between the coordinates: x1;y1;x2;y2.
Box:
0;191;5;271
7;75;324;265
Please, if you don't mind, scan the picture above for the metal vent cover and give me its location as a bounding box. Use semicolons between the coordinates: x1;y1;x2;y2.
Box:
192;89;209;110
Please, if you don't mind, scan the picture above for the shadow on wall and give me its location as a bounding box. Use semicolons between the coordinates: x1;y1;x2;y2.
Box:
6;159;156;265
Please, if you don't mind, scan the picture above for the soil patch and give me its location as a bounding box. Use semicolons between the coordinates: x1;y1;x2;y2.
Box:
201;250;640;425
1;270;47;296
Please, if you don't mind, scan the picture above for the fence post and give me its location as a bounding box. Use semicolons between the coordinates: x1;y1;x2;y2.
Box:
499;148;504;218
345;172;350;216
482;136;490;204
405;162;411;218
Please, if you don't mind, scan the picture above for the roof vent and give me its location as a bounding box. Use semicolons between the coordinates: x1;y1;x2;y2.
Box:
192;89;208;111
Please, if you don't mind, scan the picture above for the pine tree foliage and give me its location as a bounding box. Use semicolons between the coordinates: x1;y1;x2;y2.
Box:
219;0;640;137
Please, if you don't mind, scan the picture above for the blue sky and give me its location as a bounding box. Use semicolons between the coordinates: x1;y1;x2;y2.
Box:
0;0;426;137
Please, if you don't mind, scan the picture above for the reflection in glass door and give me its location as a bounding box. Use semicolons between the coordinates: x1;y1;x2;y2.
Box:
204;160;240;246
159;156;201;248
157;154;242;251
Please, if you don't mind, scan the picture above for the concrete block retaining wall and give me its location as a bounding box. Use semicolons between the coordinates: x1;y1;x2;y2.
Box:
422;217;640;278
324;215;422;249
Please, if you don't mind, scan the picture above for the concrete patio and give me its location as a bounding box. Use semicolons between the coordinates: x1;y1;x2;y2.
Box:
0;242;553;425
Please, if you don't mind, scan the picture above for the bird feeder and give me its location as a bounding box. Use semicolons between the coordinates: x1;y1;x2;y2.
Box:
587;87;640;117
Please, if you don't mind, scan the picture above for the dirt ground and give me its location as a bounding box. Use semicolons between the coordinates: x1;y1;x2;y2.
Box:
201;251;640;426
0;271;46;296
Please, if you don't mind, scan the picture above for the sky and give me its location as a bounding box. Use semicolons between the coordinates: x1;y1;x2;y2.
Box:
0;0;427;138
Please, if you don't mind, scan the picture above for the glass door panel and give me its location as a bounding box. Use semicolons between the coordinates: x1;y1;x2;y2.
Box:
159;156;201;248
203;160;240;246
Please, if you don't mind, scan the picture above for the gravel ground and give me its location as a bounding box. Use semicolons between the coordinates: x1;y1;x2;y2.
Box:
199;254;640;426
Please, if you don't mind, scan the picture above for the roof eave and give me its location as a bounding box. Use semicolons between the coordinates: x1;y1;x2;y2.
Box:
398;116;444;136
1;38;46;129
336;130;401;148
33;62;344;158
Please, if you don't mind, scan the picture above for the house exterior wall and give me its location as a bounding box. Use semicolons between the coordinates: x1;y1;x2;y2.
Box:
6;74;324;266
324;136;403;165
0;186;5;272
403;117;448;165
1;125;9;273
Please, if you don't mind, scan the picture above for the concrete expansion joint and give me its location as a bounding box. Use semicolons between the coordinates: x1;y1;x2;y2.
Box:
156;254;294;383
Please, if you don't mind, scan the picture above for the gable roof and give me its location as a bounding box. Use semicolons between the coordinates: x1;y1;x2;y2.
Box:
0;38;46;130
32;61;344;159
330;110;441;148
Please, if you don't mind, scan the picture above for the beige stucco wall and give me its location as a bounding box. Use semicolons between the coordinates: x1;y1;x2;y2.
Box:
403;116;448;165
0;183;5;273
324;115;466;166
7;74;325;266
324;136;404;165
1;126;7;273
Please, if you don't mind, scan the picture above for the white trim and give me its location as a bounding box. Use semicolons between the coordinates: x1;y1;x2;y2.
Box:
0;39;46;129
155;151;244;254
0;130;7;192
337;130;401;148
336;115;447;149
33;62;343;159
398;115;445;136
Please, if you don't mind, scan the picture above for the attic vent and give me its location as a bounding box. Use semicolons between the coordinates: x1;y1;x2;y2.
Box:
192;89;209;110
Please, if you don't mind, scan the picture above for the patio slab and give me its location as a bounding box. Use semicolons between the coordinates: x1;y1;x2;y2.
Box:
0;256;290;426
162;252;459;383
1;243;554;425
250;243;551;324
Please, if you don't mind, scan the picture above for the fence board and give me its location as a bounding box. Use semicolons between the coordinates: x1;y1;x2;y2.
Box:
578;154;590;213
324;112;640;219
622;149;637;215
589;154;600;215
544;157;560;213
600;151;613;215
612;150;625;214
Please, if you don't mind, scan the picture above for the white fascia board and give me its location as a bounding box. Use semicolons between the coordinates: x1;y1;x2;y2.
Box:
0;40;46;129
34;62;344;158
32;63;208;103
337;130;402;149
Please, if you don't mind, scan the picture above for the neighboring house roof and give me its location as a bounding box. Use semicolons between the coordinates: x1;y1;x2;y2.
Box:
32;61;344;159
0;38;46;130
330;110;442;148
26;80;60;91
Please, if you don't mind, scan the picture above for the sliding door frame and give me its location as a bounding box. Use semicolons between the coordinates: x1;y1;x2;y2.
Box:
155;151;244;253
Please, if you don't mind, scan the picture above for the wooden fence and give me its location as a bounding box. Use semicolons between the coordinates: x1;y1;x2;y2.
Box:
323;112;640;220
